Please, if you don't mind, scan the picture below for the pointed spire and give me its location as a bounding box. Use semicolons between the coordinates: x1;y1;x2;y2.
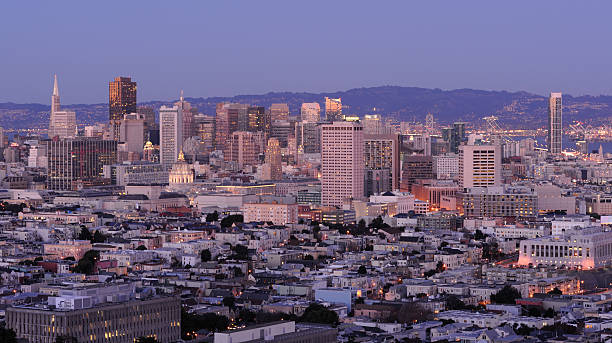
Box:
180;90;184;102
53;74;59;96
178;149;185;162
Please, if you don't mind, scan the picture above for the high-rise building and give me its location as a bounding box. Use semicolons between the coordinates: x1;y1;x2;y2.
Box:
215;103;248;154
137;106;156;129
48;75;77;139
459;143;501;188
247;106;269;133
159;105;183;166
228;131;262;168
175;90;194;142
325;97;342;121
364;134;401;191
265;137;282;180
400;155;433;192
109;77;137;140
271;120;293;148
548;92;562;154
442;122;466;154
295;122;321;154
46;138;117;190
194;114;216;152
119;113;145;154
321;121;364;206
301;102;321;123
270;103;289;122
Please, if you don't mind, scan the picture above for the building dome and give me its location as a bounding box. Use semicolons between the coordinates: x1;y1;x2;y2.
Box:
169;150;194;184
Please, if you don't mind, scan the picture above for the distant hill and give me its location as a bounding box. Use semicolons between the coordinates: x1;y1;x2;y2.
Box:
1;86;611;130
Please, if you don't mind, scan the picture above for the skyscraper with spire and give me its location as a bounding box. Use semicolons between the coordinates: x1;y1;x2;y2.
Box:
48;75;76;139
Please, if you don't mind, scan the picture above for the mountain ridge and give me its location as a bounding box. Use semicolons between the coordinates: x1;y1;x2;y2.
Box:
1;86;611;130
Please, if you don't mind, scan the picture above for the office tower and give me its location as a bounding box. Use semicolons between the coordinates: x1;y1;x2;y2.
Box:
459;143;501;188
194;114;216;152
295;121;321;154
228;131;261;168
215;103;248;153
364;168;391;197
175;90;194;141
548;92;562;154
137;106;156;129
425;113;435;131
321;121;364;206
442;122;466;154
270;120;292;147
247;106;269;133
46;138;117;190
270;103;289;122
0;127;5;149
400;155;433;192
265;137;282;180
48;75;77;139
363;114;390;134
364;134;401;191
301;102;321;122
159;105;183;166
119;113;145;154
109;77;137;140
325;97;342;121
49;110;77;139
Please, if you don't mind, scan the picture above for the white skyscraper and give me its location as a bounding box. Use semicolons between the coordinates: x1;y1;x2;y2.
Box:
321;121;364;206
159;105;183;166
548;92;562;154
48;74;77;139
300;103;321;123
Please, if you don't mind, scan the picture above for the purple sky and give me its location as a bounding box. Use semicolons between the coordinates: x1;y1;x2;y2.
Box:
1;1;612;104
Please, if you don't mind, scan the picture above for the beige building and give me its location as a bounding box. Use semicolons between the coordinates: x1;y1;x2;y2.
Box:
242;203;298;225
459;143;501;188
44;240;92;260
6;296;180;343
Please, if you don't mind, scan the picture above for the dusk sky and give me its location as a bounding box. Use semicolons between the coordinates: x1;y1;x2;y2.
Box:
2;1;612;104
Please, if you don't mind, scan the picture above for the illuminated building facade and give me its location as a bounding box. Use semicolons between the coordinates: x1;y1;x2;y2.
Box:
548;92;562;154
518;228;612;269
325;97;342;121
109;77;137;140
6;296;180;343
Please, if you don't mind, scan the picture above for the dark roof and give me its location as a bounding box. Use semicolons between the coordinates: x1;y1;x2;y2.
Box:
118;194;149;200
159;192;188;199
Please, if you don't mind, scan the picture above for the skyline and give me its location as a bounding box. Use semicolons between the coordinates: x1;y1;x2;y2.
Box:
1;1;612;103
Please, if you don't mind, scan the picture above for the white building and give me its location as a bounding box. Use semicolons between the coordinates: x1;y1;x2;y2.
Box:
518;227;612;269
214;321;295;343
369;191;415;214
433;153;459;179
459;143;501;188
321;121;364;206
159;105;183;166
242;203;298;225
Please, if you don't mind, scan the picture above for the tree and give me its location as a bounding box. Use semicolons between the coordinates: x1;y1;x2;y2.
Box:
181;309;229;339
369;216;386;230
231;244;249;260
136;245;147;250
299;303;339;325
395;303;433;323
220;214;243;228
200;249;212;262
91;230;106;243
73;250;100;275
357;265;367;275
446;295;466;310
358;219;366;231
303;254;314;260
474;229;486;241
135;337;158;343
223;296;236;310
490;285;521;304
547;287;562;295
543;308;556;318
77;226;92;241
206;211;219;222
0;327;17;343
